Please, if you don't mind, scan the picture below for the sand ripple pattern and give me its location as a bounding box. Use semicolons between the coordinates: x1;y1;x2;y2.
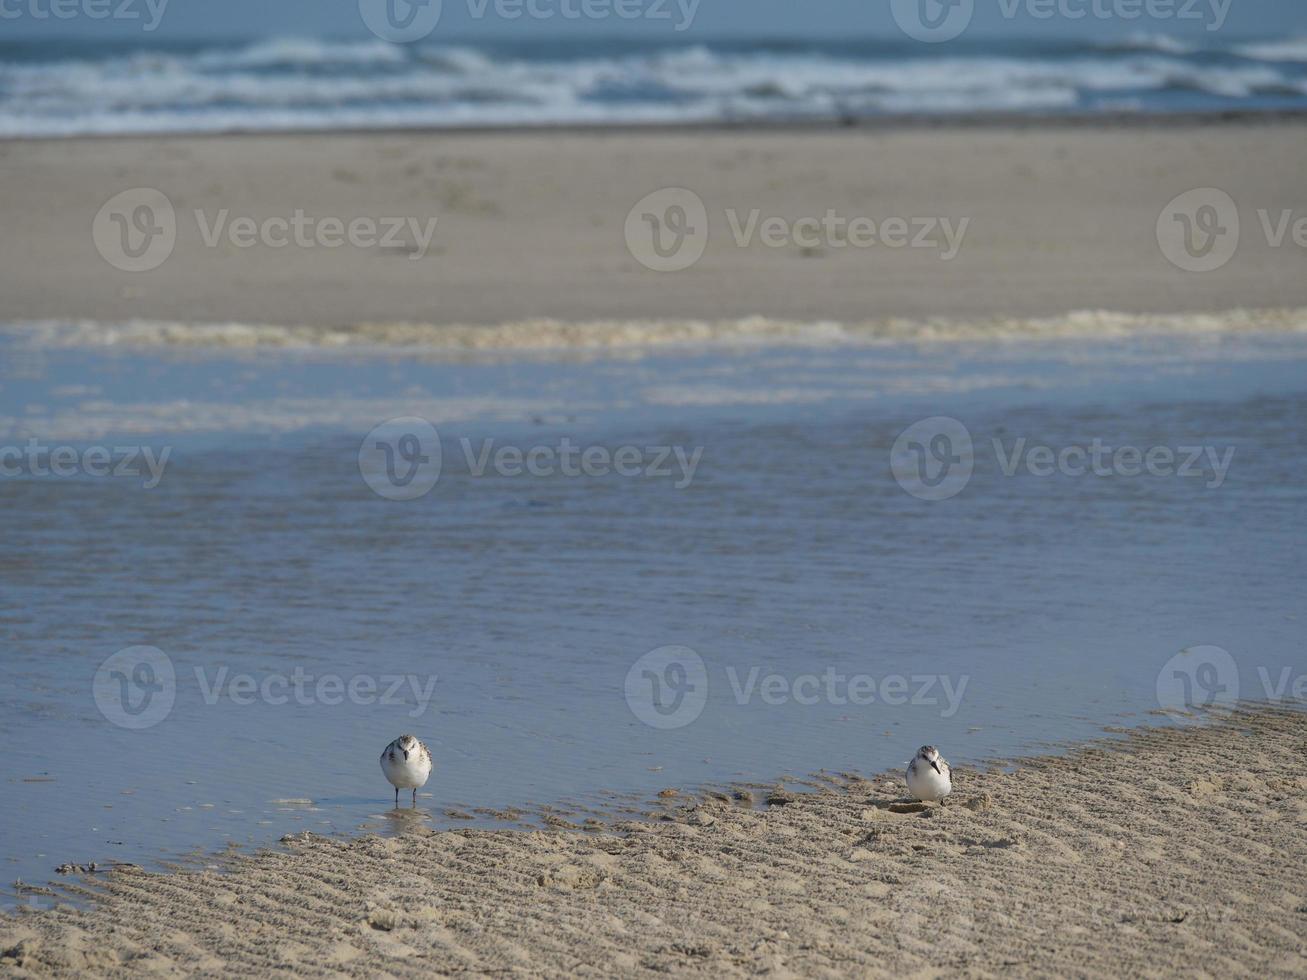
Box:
3;708;1306;976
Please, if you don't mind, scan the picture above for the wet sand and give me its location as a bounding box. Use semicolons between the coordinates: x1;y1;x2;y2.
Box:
4;708;1305;977
1;121;1306;329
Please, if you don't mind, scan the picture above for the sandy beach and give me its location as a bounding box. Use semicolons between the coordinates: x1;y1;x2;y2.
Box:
4;115;1307;977
6;7;1307;971
2;120;1306;330
2;708;1304;976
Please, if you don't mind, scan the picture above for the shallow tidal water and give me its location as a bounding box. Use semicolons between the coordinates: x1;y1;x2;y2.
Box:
1;330;1305;903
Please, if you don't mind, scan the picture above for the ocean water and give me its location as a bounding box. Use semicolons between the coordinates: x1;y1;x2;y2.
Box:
1;323;1305;902
2;34;1307;136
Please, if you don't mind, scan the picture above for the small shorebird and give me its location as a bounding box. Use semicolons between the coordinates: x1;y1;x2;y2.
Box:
380;734;432;808
906;745;952;802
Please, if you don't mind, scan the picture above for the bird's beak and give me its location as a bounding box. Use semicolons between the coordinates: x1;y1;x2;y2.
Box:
930;760;942;775
402;749;409;761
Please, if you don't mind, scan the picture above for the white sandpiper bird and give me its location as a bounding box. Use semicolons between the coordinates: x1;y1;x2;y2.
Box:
905;745;952;803
380;734;432;808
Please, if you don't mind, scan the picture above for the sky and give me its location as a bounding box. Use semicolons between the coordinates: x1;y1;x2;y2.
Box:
0;0;1303;42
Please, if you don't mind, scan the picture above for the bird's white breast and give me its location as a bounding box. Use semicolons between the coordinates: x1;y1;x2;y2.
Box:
381;745;431;789
906;759;951;802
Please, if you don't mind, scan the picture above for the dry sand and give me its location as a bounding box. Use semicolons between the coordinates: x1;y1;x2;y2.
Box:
3;707;1305;977
1;121;1306;329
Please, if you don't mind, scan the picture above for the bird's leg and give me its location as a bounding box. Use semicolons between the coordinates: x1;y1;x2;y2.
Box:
411;788;418;809
394;786;399;809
